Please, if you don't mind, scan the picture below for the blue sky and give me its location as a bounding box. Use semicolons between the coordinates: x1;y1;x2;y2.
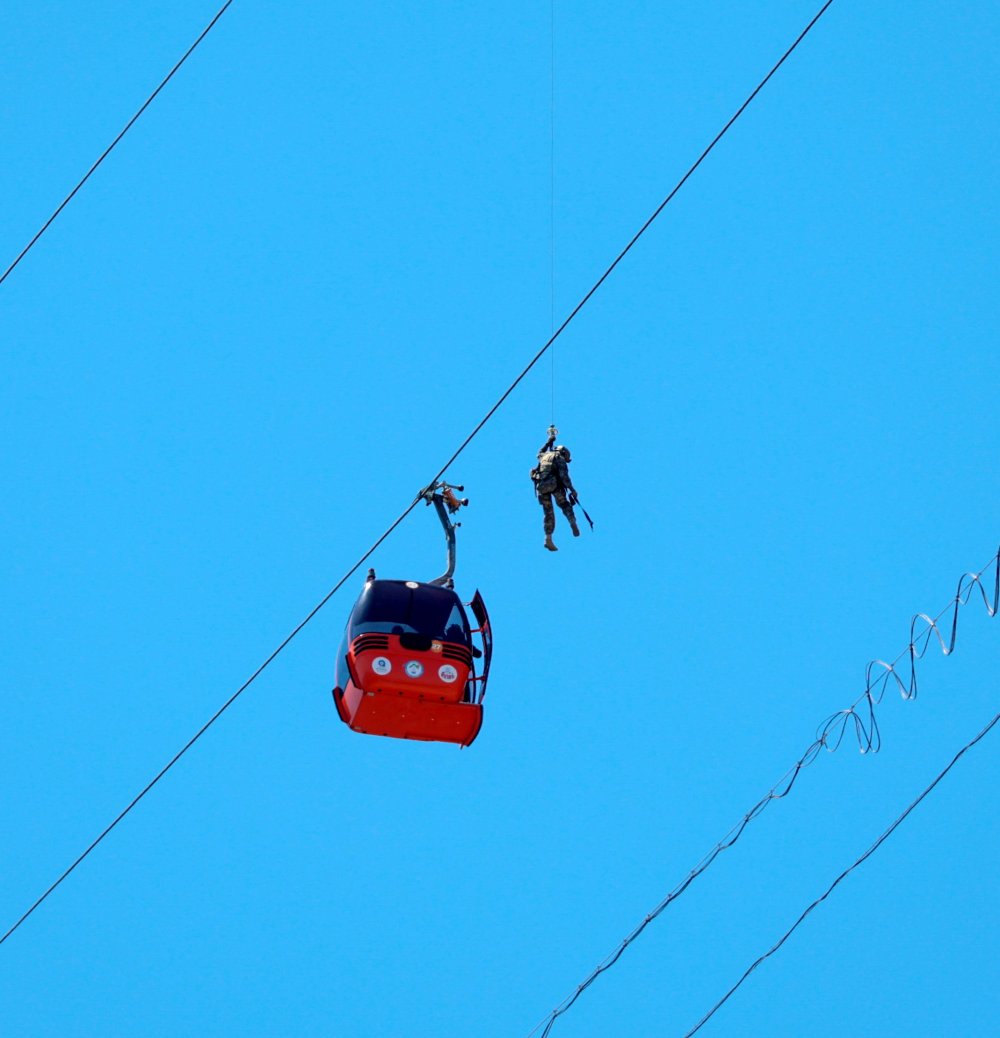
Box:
1;2;998;1035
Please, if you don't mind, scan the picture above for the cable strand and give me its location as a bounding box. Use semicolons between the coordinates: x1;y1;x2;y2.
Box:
550;0;556;424
682;711;1000;1037
3;0;839;951
523;547;1000;1038
0;0;235;289
0;494;420;947
427;0;837;488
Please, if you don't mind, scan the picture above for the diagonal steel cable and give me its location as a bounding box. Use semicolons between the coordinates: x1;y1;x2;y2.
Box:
427;0;837;486
0;493;421;947
683;710;1000;1036
4;0;840;948
524;549;1000;1038
0;0;235;288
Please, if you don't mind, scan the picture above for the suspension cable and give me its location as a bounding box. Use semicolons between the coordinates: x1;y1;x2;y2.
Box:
683;710;1000;1037
0;0;235;289
3;0;838;947
524;549;1000;1038
0;493;420;947
428;0;837;487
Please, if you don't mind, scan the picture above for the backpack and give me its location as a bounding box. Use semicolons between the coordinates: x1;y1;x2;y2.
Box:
530;450;560;494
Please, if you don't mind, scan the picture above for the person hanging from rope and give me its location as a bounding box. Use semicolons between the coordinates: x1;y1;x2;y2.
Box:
530;425;580;551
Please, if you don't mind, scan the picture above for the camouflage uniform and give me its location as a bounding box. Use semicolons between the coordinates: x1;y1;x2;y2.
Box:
531;433;579;547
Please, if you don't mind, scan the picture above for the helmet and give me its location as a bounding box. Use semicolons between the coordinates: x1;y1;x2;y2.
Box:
556;445;571;462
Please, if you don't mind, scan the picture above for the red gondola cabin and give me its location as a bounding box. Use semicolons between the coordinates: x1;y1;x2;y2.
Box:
333;576;493;747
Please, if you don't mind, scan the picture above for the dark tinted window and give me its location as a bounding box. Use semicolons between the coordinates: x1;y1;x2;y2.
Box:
334;628;350;690
350;580;471;645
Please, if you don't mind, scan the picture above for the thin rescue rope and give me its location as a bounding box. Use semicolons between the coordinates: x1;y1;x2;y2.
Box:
0;495;421;947
427;0;837;488
683;710;1000;1037
524;548;1000;1038
0;0;235;289
550;0;556;425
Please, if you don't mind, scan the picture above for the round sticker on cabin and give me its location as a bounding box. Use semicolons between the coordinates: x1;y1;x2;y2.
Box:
438;664;458;683
405;660;424;678
372;656;392;675
405;581;419;589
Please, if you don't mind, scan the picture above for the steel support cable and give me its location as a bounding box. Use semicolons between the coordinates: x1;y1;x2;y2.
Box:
0;0;235;289
683;710;1000;1037
3;0;839;946
424;0;837;488
1;0;831;944
524;548;1000;1038
0;495;421;947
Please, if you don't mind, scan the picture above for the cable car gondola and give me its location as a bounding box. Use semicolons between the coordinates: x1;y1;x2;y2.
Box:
332;482;493;747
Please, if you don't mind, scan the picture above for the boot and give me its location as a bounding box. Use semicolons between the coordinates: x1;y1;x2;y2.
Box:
544;535;558;551
569;516;580;537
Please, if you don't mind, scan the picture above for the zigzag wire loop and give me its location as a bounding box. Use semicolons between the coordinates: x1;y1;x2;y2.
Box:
859;698;880;751
912;613;951;661
816;704;877;754
864;702;882;753
903;553;1000;700
866;659;906;705
817;711;851;751
849;707;877;753
526;549;1000;1038
956;561;1000;617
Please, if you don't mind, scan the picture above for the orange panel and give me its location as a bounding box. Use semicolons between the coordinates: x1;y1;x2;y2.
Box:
340;685;482;747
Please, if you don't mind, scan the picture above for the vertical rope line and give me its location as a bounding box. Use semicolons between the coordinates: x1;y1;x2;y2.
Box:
549;0;556;424
430;0;839;490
